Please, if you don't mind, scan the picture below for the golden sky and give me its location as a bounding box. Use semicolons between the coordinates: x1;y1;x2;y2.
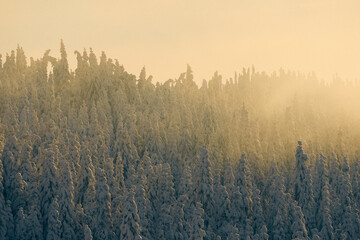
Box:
1;0;360;83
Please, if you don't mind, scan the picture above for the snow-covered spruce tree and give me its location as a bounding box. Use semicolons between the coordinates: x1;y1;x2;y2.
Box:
40;146;59;237
312;154;328;220
24;204;43;239
318;181;334;240
53;40;70;93
19;143;43;240
252;187;267;239
253;225;269;240
309;154;334;239
114;152;126;195
104;157;120;203
14;207;28;240
116;127;140;180
170;193;186;240
196;148;216;239
227;225;240;240
67;134;81;193
57;161;81;239
132;167;151;240
126;163;138;189
289;200;308;240
294;141;315;232
213;170;232;239
93;167;114;240
350;158;360;209
234;153;253;239
267;170;291;240
78;150;96;229
103;156;121;217
119;189;142;240
46;197;61;240
139;149;154;178
189;202;206;240
223;158;235;193
328;154;342;230
19;142;35;186
84;224;93;240
178;165;196;239
148;163;178;239
0;137;14;239
9;172;28;218
337;158;359;239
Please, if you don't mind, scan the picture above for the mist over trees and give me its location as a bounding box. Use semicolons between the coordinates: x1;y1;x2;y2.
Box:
1;42;360;239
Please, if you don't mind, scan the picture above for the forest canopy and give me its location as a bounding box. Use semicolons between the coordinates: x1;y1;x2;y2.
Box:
0;42;360;239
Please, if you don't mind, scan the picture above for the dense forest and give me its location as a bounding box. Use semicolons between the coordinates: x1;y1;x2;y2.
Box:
0;41;360;240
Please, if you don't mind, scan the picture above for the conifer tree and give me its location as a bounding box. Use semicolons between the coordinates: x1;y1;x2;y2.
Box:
9;172;28;216
26;205;43;240
328;154;342;229
46;197;62;240
119;189;142;240
234;153;253;239
227;225;240;240
318;183;334;240
84;224;93;240
196;148;215;235
93;168;114;240
14;208;28;240
223;158;235;193
189;202;206;240
40;146;59;236
268;173;290;240
295;141;315;231
350;158;360;208
53;40;70;93
289;201;308;240
57;161;80;239
213;171;232;238
313;154;328;218
114;152;126;194
15;45;27;74
148;163;176;239
0;138;14;239
133;173;151;240
252;187;266;237
254;225;269;240
337;158;359;239
79;153;96;229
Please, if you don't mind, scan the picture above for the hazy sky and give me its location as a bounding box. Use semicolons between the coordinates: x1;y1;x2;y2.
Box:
1;0;360;83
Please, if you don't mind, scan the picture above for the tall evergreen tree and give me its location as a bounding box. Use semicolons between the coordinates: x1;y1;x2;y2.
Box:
318;183;334;240
337;158;359;239
213;171;232;238
196;148;215;239
295;141;315;232
46;197;62;240
57;161;80;239
40;146;59;237
119;189;142;240
268;172;290;240
93;168;114;240
148;163;176;239
227;225;241;240
0;137;14;239
234;153;253;239
189;202;206;240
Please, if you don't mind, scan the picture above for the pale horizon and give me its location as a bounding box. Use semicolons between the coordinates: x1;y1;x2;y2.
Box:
1;0;360;83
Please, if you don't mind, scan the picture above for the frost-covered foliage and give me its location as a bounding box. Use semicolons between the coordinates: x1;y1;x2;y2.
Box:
0;42;360;239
